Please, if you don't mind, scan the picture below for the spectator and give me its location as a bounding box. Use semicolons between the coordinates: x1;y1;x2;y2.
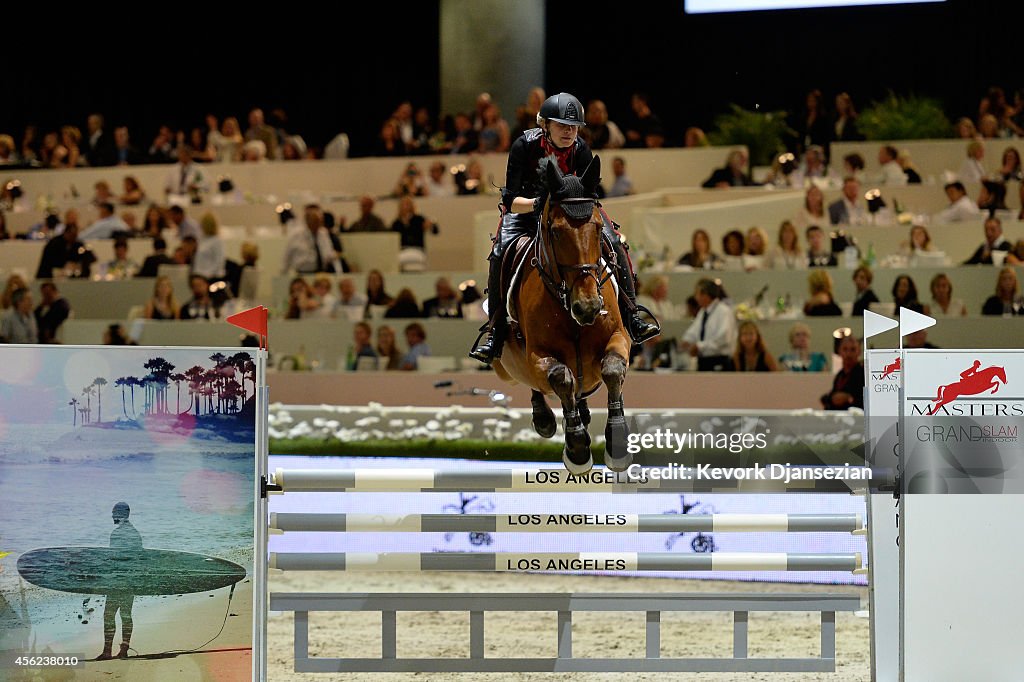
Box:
795;89;831;157
348;195;387;232
927;272;967;317
53;125;83;168
399;322;431;370
1;273;26;310
346;322;379;371
79;202;130;240
806;225;836;267
767;220;807;270
982;266;1022;315
511;86;545;140
285;277;318;319
679;278;736;371
624;92;665;148
684;127;708;147
821;335;864;410
38;131;60;167
20;125;39;165
732;321;778;372
934;181;982;223
447;112;479;154
424;161;455;197
792;145;835;186
842;153;866;182
375;325;402;370
141;204;168;238
300;274;334;318
793;185;827;231
832;92;863;143
744;226;769;270
143;275;180;320
92;181;117;207
208;116;244;163
904;328;938;349
186;127;214;163
138;237;174;277
0;288;37;343
36;223;95;279
102;238;138;279
636;275;681;322
702;149;756;188
779;322;829;372
375;118;406;157
964;216;1012;264
959;141;987;183
281;204;341;275
392;196;437;261
677;229;722;269
477;103;511;153
34;281;70;343
164;146;205;201
828;177;867;225
393;162;426;197
996;146;1023;183
180;274;217;320
147;125;176;164
385;287;422;318
875;144;905;185
241;140;267;162
193;212;226;281
892;274;924;313
176;236;199;266
422;277;463;318
1005;239;1024;265
897;149;922;184
337;277;367;317
112;126;143;166
851;265;880;317
83;114;115;167
721;229;745;269
365;269;394;308
102;323;136;345
978;113;1000;139
410;106;437;153
955;117;979;140
245;108;279;160
803;269;842;316
0;134;18;165
978;178;1008;213
582;99;625;150
607;156;634;197
224;241;260;299
899;225;935;261
120;176;145;205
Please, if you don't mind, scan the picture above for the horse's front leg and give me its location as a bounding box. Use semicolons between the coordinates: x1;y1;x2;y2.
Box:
539;358;592;474
601;351;632;471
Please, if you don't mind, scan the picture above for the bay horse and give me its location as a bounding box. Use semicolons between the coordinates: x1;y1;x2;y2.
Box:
492;156;632;474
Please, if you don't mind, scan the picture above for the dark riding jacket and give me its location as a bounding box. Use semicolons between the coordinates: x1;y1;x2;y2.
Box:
501;128;594;215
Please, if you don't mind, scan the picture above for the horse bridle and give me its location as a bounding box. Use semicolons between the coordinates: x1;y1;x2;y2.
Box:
532;197;615;316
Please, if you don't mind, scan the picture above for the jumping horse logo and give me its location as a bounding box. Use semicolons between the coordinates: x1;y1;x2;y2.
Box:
928;361;1008;415
880;356;901;379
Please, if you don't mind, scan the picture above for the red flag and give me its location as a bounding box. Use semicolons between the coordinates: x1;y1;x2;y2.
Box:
227;306;268;346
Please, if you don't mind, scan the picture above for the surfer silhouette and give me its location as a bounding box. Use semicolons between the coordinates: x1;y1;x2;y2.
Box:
97;502;143;660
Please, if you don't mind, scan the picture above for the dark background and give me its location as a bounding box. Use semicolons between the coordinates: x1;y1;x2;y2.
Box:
0;0;1013;157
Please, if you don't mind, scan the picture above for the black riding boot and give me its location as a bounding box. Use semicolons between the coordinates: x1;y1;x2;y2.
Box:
612;239;661;344
469;258;507;364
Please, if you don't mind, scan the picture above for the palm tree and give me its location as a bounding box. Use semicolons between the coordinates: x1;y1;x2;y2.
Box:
171;373;186;414
92;377;107;423
125;376;139;419
184;366;205;416
69;398;79;426
114;378;128;419
81;385;93;424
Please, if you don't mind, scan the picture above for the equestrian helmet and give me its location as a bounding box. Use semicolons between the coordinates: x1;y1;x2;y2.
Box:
538;93;586;126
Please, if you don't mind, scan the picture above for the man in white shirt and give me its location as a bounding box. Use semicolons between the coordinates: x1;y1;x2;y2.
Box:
958;141;986;184
828;177;868;225
164;146;205;202
607;156;635;197
281;204;342;275
679;279;736;371
934;181;981;223
424;161;454;197
80;202;130;240
877;145;907;185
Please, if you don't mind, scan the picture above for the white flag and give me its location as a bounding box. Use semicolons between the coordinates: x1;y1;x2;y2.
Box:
899;307;936;337
864;309;898;340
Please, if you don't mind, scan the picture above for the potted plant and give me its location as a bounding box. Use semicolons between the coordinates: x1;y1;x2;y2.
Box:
858;93;952;140
708;104;796;168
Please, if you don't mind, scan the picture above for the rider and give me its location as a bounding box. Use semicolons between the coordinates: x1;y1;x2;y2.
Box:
469;92;660;364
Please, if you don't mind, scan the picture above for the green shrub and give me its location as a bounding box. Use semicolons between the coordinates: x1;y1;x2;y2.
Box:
858;93;953;140
708;104;795;167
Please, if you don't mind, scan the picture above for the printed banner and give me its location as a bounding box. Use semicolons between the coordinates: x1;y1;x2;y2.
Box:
0;346;257;680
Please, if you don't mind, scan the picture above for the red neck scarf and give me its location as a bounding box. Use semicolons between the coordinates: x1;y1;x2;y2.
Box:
540;134;574;173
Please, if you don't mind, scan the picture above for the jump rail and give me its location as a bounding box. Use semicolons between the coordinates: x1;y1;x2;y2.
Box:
269;551;863;573
269;591;861;673
269;512;864;533
271;466;867;493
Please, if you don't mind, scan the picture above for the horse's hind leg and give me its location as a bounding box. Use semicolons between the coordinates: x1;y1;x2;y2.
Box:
601;352;632;472
531;390;556;438
578;398;591;427
546;363;593;474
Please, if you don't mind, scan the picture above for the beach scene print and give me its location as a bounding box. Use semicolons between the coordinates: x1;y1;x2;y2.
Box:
0;346;256;681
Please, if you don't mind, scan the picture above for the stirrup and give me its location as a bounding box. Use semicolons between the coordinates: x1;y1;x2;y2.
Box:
627;304;661;344
469;326;504;364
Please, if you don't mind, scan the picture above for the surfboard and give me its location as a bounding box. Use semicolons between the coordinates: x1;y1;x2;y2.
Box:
16;546;246;596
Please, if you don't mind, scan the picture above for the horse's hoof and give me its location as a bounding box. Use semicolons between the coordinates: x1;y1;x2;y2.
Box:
562;447;593;475
533;412;557;438
604;419;633;472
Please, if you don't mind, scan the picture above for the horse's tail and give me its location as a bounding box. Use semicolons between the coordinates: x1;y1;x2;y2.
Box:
933;383;947;402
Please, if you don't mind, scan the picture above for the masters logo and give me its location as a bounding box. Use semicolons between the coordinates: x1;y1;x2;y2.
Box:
908;360;1021;418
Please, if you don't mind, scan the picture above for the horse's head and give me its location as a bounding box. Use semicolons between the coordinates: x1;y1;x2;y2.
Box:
540;155;604;325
